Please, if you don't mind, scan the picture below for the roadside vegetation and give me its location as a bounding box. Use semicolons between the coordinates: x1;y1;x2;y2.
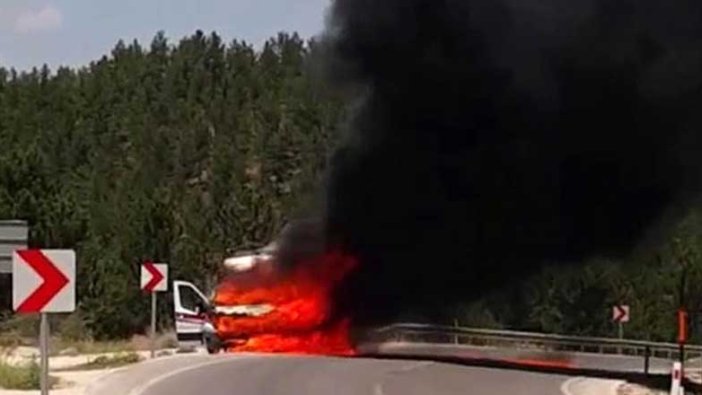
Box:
0;30;700;344
0;313;178;356
0;359;57;390
0;30;342;341
450;208;702;343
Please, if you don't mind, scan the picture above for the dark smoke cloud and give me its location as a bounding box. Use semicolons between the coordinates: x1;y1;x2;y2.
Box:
321;0;702;324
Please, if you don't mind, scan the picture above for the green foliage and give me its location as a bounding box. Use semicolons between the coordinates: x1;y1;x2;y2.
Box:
453;300;502;329
454;207;702;342
0;315;39;347
0;31;343;339
55;312;91;342
0;359;56;390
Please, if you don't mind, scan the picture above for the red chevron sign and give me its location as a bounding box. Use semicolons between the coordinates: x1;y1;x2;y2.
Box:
141;262;168;292
13;249;75;313
612;305;629;323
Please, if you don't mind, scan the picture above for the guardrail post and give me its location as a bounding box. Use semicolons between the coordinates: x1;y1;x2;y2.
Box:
644;345;650;376
453;319;459;345
671;361;682;395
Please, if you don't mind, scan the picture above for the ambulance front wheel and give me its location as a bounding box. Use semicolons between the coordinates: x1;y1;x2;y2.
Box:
204;333;222;354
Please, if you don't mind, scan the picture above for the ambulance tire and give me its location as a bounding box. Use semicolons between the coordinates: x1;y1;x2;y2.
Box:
204;333;222;354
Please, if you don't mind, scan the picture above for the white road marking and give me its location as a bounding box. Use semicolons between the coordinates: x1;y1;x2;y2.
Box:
127;356;257;395
561;377;586;395
561;376;625;395
373;361;435;395
84;353;205;395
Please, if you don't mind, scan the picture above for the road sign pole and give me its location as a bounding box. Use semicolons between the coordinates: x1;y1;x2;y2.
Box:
618;322;624;354
12;249;75;395
40;312;49;395
141;261;167;359
150;291;156;359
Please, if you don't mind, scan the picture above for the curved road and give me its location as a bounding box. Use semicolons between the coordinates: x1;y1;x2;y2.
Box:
134;355;574;395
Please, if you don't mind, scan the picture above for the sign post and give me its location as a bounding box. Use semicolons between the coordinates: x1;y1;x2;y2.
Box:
671;361;682;395
141;262;168;358
677;308;688;378
613;305;630;353
151;291;157;357
13;249;75;395
40;313;49;394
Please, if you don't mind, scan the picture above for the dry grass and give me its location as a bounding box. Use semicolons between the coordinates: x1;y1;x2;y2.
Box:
0;359;58;390
54;352;142;371
129;332;179;351
0;313;179;358
50;333;178;356
50;338;136;356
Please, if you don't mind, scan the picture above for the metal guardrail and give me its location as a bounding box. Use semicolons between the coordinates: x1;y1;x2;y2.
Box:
0;220;28;274
370;323;702;361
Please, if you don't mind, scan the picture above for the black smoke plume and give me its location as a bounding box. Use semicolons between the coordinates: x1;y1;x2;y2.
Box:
320;0;702;324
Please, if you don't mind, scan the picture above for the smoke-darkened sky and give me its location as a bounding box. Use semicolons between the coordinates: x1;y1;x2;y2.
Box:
322;0;702;324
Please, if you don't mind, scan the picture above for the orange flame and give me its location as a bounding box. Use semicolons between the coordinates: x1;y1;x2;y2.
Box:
232;320;356;355
212;250;357;355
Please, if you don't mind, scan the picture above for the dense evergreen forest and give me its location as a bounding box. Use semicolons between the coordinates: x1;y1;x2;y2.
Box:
0;31;700;343
0;31;344;338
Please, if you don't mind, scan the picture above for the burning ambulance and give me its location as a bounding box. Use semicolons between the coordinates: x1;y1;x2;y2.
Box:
172;229;357;355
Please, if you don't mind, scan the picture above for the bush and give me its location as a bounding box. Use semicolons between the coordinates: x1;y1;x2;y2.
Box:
0;315;39;349
0;315;39;339
0;331;24;349
157;332;179;349
0;359;54;390
56;312;91;342
453;300;503;329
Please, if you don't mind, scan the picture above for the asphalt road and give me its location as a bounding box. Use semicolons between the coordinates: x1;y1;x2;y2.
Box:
136;354;572;395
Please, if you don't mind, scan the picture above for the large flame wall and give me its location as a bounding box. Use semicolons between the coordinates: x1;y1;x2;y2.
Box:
212;250;357;355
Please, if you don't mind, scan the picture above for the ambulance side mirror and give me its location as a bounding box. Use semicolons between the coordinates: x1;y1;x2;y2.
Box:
195;299;212;315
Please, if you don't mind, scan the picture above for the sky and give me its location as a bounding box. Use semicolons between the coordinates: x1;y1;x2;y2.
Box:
0;0;331;70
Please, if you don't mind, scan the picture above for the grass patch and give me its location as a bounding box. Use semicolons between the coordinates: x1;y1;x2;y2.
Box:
0;359;58;390
50;332;178;356
0;331;27;349
0;315;39;349
55;352;142;371
0;312;177;358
